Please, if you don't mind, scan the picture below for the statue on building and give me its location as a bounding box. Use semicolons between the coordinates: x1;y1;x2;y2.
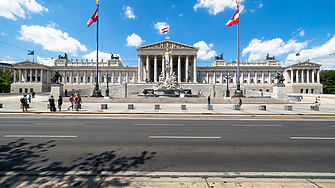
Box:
274;71;285;84
266;53;275;60
215;53;224;60
111;53;119;59
51;70;62;84
58;53;68;60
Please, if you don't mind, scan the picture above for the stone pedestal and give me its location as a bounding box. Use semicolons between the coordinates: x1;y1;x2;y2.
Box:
272;84;288;101
50;84;64;99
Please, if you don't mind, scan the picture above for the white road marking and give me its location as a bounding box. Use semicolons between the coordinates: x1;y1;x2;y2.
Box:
149;136;220;139
34;123;84;125
291;137;335;140
134;124;183;126
233;125;282;127
4;135;77;138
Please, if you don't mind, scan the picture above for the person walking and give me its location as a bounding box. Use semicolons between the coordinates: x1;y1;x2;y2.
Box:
238;98;242;110
317;96;321;106
49;95;56;112
20;94;28;111
58;96;63;111
75;94;82;111
68;94;74;110
28;94;32;103
207;94;211;105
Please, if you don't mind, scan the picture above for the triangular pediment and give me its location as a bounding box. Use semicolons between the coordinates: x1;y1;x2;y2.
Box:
137;40;199;51
294;61;321;67
14;60;50;68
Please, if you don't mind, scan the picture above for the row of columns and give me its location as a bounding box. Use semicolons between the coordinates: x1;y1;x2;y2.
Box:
201;71;276;85
60;71;136;85
138;55;197;83
289;69;320;84
14;69;45;83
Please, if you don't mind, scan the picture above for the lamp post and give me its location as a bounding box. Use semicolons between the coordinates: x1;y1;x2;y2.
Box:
105;73;110;97
225;75;232;97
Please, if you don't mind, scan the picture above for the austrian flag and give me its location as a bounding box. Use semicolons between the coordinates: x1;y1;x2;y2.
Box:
161;27;168;34
87;7;99;28
226;9;239;27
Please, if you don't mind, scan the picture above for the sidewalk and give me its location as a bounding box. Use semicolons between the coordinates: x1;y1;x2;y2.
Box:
0;95;333;116
1;175;334;188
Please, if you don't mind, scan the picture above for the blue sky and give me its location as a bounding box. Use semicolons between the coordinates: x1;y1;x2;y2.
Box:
1;0;335;69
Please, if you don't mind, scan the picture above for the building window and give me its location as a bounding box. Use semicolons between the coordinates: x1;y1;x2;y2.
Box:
311;89;314;94
259;89;262;92
67;77;69;83
300;89;303;93
306;89;309;93
30;88;33;92
74;78;77;83
258;80;261;83
102;76;105;82
115;78;119;83
25;88;28;93
266;89;269;92
38;75;41;82
19;88;22;93
251;79;254;83
252;89;255;91
88;77;91;82
244;80;247;83
81;77;83;83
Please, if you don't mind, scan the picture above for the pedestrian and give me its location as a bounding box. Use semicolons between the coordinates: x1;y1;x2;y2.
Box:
213;90;216;98
154;90;157;97
32;91;35;98
68;94;74;110
238;98;242;110
317;96;321;106
58;96;63;111
28;94;32;103
20;94;28;111
74;94;82;111
49;95;56;112
207;94;211;105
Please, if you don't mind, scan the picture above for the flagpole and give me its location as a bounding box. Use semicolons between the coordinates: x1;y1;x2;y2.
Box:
92;0;102;97
234;0;244;97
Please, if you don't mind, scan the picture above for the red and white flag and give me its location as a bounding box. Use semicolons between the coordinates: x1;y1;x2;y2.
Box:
87;7;99;28
226;9;239;27
161;27;168;34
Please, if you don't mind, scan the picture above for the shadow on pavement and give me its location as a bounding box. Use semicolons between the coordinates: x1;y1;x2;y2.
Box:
0;139;156;187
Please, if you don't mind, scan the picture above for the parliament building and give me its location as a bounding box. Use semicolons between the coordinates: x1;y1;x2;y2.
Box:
10;38;322;97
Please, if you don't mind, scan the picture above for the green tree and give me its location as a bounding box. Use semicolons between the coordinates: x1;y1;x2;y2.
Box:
0;71;15;93
319;70;335;94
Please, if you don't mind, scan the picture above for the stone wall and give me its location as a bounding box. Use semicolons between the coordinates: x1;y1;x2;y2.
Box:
285;83;323;94
10;83;50;93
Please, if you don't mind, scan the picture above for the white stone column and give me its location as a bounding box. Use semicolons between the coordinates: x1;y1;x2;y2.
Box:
138;56;141;82
91;71;94;84
213;71;216;84
13;70;16;82
254;72;258;84
24;69;27;82
154;56;157;82
47;71;50;84
291;69;294;83
30;69;32;83
185;56;189;82
70;72;73;84
162;57;165;77
62;71;65;83
317;70;320;83
206;72;209;83
307;70;310;83
220;72;223;84
146;56;149;82
77;71;80;84
262;72;264;84
178;56;181;83
126;72;128;83
133;72;136;83
119;72;121;84
233;72;236;84
170;55;173;75
312;70;315;83
41;69;43;83
19;69;22;82
111;72;115;84
35;69;38;82
248;72;251;84
241;72;244;85
194;56;197;83
301;70;304;83
84;71;87;84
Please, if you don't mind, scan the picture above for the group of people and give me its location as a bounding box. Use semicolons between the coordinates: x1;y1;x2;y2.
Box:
48;93;82;112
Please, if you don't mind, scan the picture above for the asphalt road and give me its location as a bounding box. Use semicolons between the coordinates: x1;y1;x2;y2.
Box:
0;117;334;173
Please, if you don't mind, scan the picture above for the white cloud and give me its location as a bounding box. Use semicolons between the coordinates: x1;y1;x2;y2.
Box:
193;41;216;60
194;0;243;15
327;33;331;37
46;21;57;28
123;6;135;19
250;9;255;13
259;3;263;8
0;0;48;20
126;33;144;47
18;25;87;53
37;56;54;66
179;14;183;17
154;22;169;34
172;5;176;8
242;38;307;60
82;50;118;62
1;32;8;36
286;35;335;69
299;29;305;36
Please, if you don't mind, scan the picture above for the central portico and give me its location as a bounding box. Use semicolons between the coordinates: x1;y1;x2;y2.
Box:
136;37;199;83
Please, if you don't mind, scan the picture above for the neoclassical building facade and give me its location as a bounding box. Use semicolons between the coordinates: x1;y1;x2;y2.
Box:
10;38;323;96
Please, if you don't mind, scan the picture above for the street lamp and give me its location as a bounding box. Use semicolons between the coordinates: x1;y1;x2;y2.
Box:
224;75;232;97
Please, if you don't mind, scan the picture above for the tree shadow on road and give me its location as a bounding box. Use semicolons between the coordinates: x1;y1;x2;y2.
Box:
0;139;156;187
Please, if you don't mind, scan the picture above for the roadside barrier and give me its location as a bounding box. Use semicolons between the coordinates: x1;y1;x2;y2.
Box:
128;104;134;109
181;105;187;110
155;104;160;110
284;106;293;111
101;104;108;109
259;105;266;110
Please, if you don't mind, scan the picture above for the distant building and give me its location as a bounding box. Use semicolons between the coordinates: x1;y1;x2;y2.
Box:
10;38;322;96
0;62;13;72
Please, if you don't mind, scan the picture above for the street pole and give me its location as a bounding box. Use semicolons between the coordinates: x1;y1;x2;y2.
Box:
225;75;231;97
105;73;110;97
234;0;244;97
